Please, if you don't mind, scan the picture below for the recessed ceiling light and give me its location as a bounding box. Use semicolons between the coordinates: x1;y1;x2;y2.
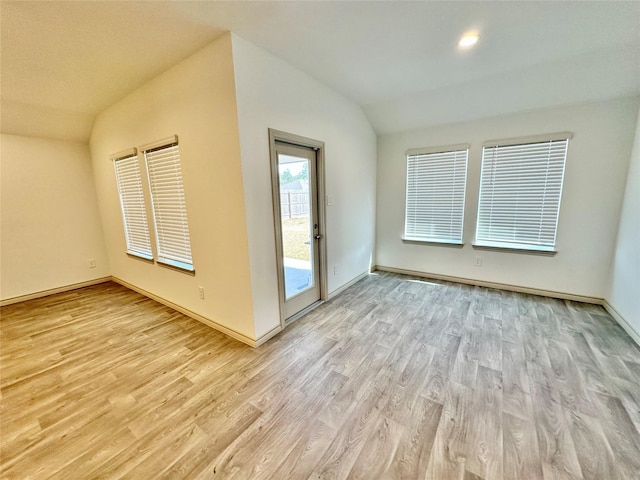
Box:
458;33;479;48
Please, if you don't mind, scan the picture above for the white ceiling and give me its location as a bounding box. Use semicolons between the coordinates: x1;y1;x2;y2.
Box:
2;1;639;140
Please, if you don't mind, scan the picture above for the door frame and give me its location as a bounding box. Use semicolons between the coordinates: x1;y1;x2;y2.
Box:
268;128;328;329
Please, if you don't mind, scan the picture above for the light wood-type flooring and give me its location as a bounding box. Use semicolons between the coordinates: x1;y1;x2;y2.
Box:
1;272;640;479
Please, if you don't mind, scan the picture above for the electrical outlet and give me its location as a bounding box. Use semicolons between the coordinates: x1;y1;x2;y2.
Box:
473;256;482;267
327;195;334;206
198;286;205;300
88;258;96;268
334;264;338;276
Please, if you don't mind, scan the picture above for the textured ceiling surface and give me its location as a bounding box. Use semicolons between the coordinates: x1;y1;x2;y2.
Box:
2;1;639;140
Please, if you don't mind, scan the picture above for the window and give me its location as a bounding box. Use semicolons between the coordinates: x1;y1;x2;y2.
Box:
144;137;194;272
475;133;570;252
113;150;153;260
404;145;469;244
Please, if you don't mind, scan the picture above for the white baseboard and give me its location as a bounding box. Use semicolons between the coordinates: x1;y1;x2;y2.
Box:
0;277;112;307
328;270;370;300
603;300;640;347
111;277;260;348
254;324;283;347
374;265;603;304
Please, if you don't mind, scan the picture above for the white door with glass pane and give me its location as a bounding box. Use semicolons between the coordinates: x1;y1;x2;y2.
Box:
274;141;321;319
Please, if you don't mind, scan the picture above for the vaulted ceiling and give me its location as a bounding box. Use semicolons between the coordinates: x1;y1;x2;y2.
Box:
2;1;639;141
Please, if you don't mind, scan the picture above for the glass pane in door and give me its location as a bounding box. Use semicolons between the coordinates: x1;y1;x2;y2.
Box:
278;154;314;299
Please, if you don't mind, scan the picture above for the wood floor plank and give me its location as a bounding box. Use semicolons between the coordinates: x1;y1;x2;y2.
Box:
381;395;443;480
1;274;638;479
381;341;435;426
268;419;336;479
346;416;404;479
502;338;532;420
529;380;584;480
503;412;543;480
478;317;503;371
163;403;264;479
424;381;472;480
465;366;503;480
451;326;481;386
48;425;138;480
310;360;394;480
565;409;619;480
593;392;640;479
546;337;599;417
421;333;461;404
233;371;347;480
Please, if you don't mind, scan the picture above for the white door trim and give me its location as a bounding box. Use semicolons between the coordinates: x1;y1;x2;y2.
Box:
269;129;328;329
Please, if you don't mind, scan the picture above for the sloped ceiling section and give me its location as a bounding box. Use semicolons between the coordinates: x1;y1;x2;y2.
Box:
366;44;640;134
1;1;225;141
1;1;639;141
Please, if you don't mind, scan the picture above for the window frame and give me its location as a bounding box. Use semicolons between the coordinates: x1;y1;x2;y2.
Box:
143;136;195;273
474;132;571;253
403;144;469;245
112;149;154;261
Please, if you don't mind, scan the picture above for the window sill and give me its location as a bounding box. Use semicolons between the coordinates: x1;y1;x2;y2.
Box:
472;242;557;256
157;258;196;275
402;236;464;247
127;252;154;263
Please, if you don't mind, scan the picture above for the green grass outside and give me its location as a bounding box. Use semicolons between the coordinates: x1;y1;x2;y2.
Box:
282;217;311;262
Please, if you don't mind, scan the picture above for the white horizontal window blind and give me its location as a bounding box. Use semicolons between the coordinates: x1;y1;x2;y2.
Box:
404;146;468;244
144;141;194;272
113;153;153;260
476;137;569;251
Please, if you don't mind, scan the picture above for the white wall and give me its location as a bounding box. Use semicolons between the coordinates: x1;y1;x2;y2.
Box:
90;34;257;340
376;97;639;299
607;104;640;337
1;134;109;300
231;34;377;338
